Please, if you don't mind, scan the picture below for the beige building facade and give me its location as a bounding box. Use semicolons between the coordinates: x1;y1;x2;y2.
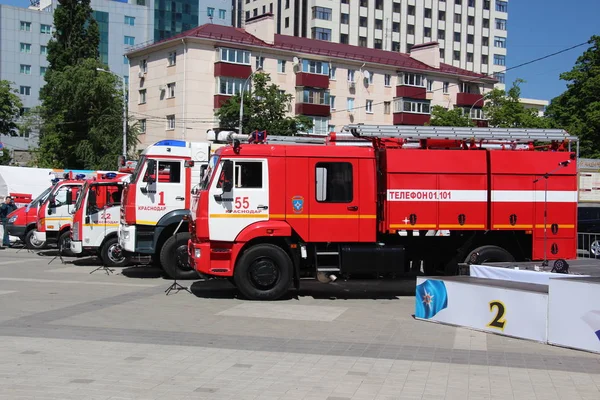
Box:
126;14;496;149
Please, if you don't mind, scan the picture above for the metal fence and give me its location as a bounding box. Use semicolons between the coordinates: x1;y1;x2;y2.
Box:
577;232;600;259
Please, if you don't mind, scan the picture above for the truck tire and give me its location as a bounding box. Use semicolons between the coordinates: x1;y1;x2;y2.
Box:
159;232;198;280
234;244;292;301
465;245;515;265
25;229;46;250
58;231;74;257
100;237;129;268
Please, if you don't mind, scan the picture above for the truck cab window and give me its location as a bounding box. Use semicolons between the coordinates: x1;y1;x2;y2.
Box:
235;161;262;188
315;162;353;203
159;161;181;183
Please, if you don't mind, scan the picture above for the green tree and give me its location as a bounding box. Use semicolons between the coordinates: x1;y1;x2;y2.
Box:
0;80;23;137
215;72;313;135
0;148;12;165
46;0;100;72
545;35;600;158
36;0;138;169
427;105;475;127
483;79;550;129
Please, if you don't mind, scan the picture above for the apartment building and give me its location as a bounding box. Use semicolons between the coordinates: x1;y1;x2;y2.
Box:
234;0;509;88
125;13;495;148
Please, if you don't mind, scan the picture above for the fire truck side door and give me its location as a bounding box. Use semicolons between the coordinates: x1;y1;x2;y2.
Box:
46;184;79;232
136;159;186;225
308;159;360;242
208;158;269;242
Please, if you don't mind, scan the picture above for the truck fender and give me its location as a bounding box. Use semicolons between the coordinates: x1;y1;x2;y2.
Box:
234;221;293;243
153;209;190;250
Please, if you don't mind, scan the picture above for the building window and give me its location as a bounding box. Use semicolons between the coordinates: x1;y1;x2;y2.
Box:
494;36;506;48
384;101;391;114
438;30;446;40
124;76;129;86
219;9;226;19
277;59;286;73
124;36;135;46
207;7;214;17
424;27;431;38
482;55;489;64
20;64;31;75
393;2;400;13
468;107;486;120
454;13;461;23
468;15;475;26
375;19;383;30
400;72;425;87
341;13;349;24
427;79;433;91
394;99;431;114
384;74;391;87
359;17;367;27
330;95;335;109
139;119;146;134
124;56;130;65
424;8;432;18
40;66;47;76
312;27;332;41
166;115;175;130
454;50;461;61
219;47;251;65
347;69;355;82
374;39;383;49
167;82;175;98
496;18;507;30
375;0;383;10
347;97;354;111
40;45;48;55
359;37;367;47
408;5;415;15
329;67;336;80
20;21;31;31
255;56;265;69
315;162;353;203
309;117;330;135
467;53;474;62
19;86;31;96
301;59;329;75
217;77;249;95
285;17;289;28
359;0;368;6
496;1;508;12
139;89;146;104
482;36;489;46
468;0;476;7
40;24;51;34
168;51;176;66
484;0;490;9
467;34;474;44
20;43;31;53
299;88;330;105
493;72;505;83
312;6;332;20
494;54;506;66
341;34;349;44
392;42;400;52
483;19;489;28
246;11;251;21
439;48;445;59
454;32;461;42
365;100;373;113
439;10;446;20
443;82;449;93
124;16;135;25
407;25;415;35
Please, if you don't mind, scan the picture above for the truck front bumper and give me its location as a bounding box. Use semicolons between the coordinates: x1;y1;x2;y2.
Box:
118;225;136;253
34;231;46;242
6;224;26;239
70;240;83;254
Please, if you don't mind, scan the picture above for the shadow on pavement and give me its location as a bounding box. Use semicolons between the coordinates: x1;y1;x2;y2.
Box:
120;265;167;279
189;278;417;301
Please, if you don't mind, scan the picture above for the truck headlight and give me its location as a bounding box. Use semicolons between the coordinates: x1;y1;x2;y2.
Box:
8;215;17;223
194;248;201;259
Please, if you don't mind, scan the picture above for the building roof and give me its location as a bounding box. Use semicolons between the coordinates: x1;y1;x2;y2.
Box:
127;23;496;83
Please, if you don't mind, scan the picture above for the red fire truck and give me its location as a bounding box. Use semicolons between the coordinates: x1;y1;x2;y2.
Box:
187;125;579;300
6;186;53;249
70;172;131;267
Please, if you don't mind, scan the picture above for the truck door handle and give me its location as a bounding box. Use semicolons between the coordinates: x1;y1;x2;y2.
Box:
257;205;268;210
176;197;184;201
347;206;358;211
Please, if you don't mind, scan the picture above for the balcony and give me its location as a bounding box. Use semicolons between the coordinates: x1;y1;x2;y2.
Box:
393;113;431;125
214;62;252;79
295;103;330;117
213;95;232;109
456;92;484;107
296;72;329;89
396;85;426;99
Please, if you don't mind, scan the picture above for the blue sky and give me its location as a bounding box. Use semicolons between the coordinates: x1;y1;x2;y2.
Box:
2;0;598;102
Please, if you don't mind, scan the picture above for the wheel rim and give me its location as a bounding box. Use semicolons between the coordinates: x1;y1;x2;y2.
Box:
591;241;600;256
175;244;192;272
247;256;280;290
107;243;125;264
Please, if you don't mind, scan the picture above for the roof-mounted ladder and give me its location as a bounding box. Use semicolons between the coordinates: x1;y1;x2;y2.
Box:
344;124;579;144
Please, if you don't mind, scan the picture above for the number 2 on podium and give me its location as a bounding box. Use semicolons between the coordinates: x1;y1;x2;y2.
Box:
487;300;506;331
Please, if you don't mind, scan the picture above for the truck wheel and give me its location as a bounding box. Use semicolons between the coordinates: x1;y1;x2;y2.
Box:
59;231;74;257
159;232;198;280
25;229;46;250
234;244;292;301
465;245;515;265
100;237;129;268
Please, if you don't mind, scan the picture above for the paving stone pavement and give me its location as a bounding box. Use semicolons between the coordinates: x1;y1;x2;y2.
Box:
0;247;599;400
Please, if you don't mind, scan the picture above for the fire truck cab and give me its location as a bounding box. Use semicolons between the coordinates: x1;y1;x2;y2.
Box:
188;125;579;301
70;172;131;267
6;186;53;249
118;140;211;279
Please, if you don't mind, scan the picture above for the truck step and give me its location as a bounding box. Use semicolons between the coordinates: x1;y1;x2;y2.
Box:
316;267;340;272
316;251;339;255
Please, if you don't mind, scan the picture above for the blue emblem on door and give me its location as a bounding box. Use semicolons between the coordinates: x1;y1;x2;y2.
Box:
292;196;304;213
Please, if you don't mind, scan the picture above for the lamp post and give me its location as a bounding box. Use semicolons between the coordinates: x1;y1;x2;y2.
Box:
96;68;127;157
238;66;262;135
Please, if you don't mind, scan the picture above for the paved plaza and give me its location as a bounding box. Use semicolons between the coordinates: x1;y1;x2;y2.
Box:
0;246;599;400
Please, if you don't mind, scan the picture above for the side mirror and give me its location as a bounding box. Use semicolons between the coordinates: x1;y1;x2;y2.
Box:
222;180;233;193
144;159;157;185
66;190;73;205
48;195;56;207
185;160;195;168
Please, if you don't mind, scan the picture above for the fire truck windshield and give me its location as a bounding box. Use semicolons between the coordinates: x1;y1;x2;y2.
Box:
200;155;219;190
25;187;52;211
129;156;146;183
74;182;89;212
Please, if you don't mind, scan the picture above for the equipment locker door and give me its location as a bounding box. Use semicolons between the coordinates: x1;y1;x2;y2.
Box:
308;159;360;242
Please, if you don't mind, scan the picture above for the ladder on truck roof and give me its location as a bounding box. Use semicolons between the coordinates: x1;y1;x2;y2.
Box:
344;124;578;143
